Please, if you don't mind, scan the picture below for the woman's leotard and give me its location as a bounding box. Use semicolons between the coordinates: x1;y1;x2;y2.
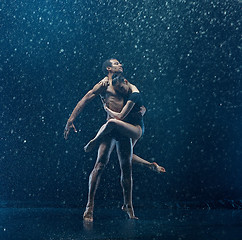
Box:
123;92;145;135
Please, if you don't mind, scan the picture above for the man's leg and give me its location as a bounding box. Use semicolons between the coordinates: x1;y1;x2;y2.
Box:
83;136;115;222
116;136;138;219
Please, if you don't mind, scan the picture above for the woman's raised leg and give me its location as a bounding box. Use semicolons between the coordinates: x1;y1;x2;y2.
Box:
84;119;142;152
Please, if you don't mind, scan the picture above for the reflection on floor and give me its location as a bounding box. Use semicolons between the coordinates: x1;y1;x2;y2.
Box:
0;207;241;240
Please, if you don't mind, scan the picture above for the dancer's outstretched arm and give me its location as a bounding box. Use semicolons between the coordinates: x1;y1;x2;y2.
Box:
64;78;109;139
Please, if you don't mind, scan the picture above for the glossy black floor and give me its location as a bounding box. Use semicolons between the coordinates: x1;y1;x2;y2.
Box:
0;205;241;240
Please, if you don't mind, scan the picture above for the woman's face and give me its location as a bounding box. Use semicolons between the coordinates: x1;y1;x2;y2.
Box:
114;81;130;95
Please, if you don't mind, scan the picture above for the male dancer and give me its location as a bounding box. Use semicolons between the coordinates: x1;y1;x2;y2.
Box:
64;59;138;222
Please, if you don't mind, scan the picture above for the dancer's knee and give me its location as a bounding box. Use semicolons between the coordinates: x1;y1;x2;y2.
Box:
120;162;132;178
107;119;118;128
120;173;132;186
93;161;106;174
119;155;132;169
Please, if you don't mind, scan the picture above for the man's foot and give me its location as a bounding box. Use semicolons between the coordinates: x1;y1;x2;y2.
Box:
150;162;166;173
83;207;94;222
84;139;96;152
122;205;138;220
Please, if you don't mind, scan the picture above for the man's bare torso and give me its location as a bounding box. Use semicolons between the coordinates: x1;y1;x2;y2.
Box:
101;83;125;120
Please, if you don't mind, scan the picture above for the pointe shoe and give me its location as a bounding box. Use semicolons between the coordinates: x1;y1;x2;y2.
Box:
151;162;166;173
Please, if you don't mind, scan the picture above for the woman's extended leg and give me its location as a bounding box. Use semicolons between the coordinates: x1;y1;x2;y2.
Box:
131;139;166;173
132;154;166;173
84;119;142;152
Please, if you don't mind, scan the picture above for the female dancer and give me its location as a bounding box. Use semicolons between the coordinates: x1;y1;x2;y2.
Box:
84;75;165;173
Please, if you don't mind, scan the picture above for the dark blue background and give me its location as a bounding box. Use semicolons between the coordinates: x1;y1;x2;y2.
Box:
1;0;241;207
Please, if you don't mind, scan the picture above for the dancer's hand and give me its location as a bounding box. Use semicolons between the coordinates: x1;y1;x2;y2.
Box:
99;77;109;87
64;121;77;140
139;106;146;116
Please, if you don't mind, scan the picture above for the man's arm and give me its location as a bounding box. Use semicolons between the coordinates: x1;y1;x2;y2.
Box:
64;77;109;139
